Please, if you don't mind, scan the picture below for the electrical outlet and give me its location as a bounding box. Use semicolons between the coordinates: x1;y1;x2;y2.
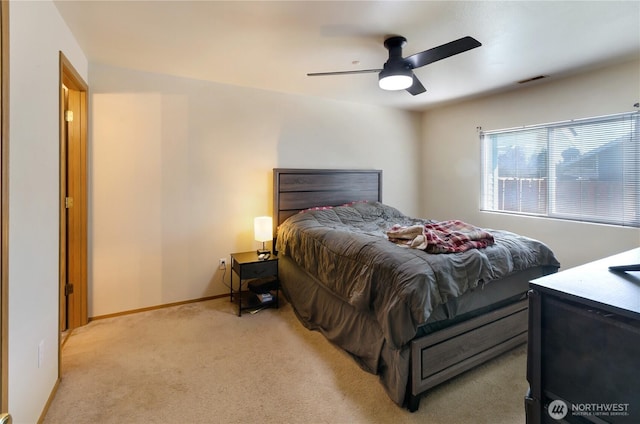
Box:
219;258;226;270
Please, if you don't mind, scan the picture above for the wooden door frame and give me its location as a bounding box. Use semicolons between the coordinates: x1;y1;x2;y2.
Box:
58;53;88;339
1;0;9;416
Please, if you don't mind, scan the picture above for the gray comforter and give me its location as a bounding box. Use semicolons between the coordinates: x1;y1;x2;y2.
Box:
276;202;560;350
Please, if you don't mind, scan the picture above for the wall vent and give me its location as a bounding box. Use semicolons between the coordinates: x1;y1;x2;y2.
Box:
517;75;548;84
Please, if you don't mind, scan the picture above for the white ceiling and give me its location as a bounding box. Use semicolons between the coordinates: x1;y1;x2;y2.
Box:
53;1;640;111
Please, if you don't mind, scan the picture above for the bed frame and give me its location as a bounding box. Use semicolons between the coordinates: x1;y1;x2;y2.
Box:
273;168;537;411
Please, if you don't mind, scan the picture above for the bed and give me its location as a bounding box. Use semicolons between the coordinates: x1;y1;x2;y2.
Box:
272;168;560;411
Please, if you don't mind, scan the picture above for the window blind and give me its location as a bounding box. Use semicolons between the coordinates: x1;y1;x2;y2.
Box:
480;111;639;227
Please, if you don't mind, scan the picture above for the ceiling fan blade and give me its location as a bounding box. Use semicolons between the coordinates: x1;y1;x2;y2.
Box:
406;74;426;96
307;69;382;77
405;36;481;69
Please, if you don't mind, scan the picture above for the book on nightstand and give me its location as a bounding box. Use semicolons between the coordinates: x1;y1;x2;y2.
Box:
256;293;273;303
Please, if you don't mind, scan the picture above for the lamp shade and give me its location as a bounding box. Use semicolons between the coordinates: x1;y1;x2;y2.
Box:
254;216;273;243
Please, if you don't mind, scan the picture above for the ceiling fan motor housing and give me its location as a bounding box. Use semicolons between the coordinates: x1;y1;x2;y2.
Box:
379;36;414;89
379;60;413;79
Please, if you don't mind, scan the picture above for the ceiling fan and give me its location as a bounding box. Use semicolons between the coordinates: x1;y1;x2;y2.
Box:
307;35;481;95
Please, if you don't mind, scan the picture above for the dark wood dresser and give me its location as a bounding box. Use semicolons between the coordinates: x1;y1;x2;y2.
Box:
526;248;640;424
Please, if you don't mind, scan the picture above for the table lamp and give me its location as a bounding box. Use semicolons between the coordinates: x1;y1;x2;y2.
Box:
254;216;272;255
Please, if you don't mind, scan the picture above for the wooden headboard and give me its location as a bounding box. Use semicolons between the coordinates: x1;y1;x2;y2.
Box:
273;168;383;232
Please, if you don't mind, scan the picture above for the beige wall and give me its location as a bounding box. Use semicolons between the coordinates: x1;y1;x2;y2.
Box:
9;1;88;422
89;63;423;317
421;59;640;270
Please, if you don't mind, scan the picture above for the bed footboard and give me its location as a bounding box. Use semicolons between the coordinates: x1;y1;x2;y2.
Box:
408;299;528;412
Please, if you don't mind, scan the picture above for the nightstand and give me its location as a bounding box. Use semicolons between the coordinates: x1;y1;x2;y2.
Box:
230;251;279;317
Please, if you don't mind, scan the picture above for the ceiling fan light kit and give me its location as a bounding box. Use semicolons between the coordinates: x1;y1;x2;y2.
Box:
308;35;482;96
379;69;413;90
378;36;414;91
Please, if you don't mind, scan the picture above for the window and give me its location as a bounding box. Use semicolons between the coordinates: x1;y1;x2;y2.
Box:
480;111;639;227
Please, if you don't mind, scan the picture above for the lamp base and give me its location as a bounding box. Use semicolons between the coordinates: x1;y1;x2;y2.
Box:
257;249;270;255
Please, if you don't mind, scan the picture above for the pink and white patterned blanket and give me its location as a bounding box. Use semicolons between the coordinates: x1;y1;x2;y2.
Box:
387;220;495;253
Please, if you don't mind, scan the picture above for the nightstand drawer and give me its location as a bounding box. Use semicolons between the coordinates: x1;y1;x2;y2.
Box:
235;260;277;279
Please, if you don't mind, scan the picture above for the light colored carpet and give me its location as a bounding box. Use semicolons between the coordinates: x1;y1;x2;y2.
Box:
43;297;528;424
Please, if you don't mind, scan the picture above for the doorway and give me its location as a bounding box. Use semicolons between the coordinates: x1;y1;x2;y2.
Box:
59;53;88;333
